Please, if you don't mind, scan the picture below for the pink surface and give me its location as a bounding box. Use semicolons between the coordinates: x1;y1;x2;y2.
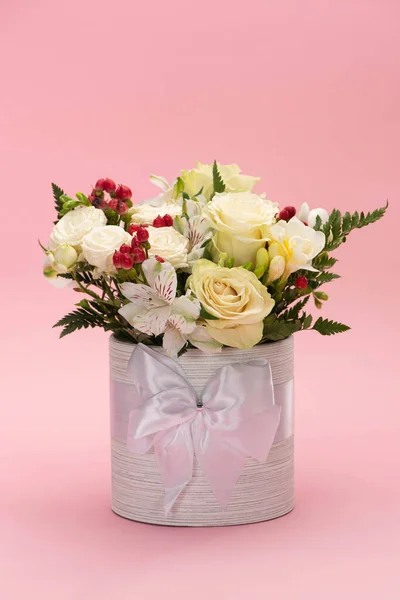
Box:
1;0;399;598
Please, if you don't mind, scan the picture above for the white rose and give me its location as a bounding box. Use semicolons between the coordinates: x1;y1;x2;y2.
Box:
180;162;260;201
147;226;189;269
203;191;279;266
268;217;326;274
81;226;132;273
130;202;182;225
49;206;107;248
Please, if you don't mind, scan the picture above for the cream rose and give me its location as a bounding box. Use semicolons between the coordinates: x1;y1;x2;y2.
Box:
147;226;189;269
130;202;182;225
188;259;274;350
49;206;107;248
268;217;325;275
203;191;279;266
180;162;260;201
81;226;132;273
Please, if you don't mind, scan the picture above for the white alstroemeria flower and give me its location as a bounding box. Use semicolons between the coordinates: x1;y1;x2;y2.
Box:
298;202;329;228
188;324;223;353
174;215;213;270
118;258;200;356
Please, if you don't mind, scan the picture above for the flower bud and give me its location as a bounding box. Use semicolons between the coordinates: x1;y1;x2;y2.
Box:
314;291;329;301
103;178;117;193
120;253;134;270
152;215;165;228
119;244;132;254
116;201;128;215
253;247;270;279
268;242;285;260
54;244;78;269
267;255;285;283
155;255;165;263
113;251;123;269
128;224;140;235
108;198;119;211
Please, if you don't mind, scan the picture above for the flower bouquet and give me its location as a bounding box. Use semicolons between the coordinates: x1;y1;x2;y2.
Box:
43;162;387;526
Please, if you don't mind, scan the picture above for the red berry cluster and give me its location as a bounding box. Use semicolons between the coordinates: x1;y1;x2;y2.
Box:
152;214;173;228
112;225;151;271
89;178;132;215
278;206;296;221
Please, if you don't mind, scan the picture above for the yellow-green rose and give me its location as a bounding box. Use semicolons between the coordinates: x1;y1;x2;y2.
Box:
203;191;279;266
188;259;274;350
180;162;260;201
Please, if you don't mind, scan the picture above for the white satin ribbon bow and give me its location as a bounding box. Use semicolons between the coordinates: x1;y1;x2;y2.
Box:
124;344;281;514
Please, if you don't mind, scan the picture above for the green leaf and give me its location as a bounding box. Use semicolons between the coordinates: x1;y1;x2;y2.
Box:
315;272;340;284
200;305;219;320
312;317;350;336
281;296;310;321
312;252;338;270
212;160;225;194
52;182;65;219
302;313;313;329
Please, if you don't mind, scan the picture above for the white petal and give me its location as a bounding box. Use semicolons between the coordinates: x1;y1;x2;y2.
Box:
298;202;310;222
163;325;187;357
132;305;171;336
171;295;200;323
119;282;165;309
308;208;329;228
149;174;170;191
188;325;223;354
118;302;142;323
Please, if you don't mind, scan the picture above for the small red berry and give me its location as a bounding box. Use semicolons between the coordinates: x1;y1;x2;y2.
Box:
113;251;123;269
132;247;146;264
91;197;107;210
128;224;140;235
136;226;149;242
119;244;132;254
163;214;173;227
115;184;132;200
278;209;290;221
152;215;166;228
120;253;134;270
295;275;308;290
285;206;296;219
95;178;107;191
116;201;128;215
155;255;165;263
108;198;119;211
131;237;140;249
102;178;116;193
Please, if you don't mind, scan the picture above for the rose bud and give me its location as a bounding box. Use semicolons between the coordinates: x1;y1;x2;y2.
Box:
295;275;308;289
115;184;132;200
155;255;165;263
163;214;174;227
120;253;134;270
119;244;132;254
132;247;146;264
152;215;166;228
136;226;149;243
102;178;116;193
113;251;123;269
54;244;78;269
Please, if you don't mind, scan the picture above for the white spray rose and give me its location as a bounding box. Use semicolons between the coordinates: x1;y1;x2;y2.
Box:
147;226;189;269
49;206;107;248
203;191;279;266
180;162;260;201
81;226;132;273
268;217;325;275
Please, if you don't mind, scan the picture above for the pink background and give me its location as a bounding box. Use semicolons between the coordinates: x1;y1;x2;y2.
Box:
1;0;399;598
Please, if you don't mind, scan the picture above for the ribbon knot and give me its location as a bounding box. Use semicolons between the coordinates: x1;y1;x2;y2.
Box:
123;343;281;514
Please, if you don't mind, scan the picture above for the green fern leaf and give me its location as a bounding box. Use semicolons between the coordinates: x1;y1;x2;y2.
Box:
212;161;225;194
312;317;350;336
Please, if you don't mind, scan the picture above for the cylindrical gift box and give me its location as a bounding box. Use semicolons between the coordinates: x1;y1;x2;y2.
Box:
110;335;294;526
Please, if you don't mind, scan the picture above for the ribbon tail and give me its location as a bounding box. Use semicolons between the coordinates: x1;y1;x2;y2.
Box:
153;422;194;515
